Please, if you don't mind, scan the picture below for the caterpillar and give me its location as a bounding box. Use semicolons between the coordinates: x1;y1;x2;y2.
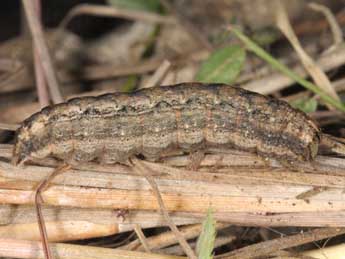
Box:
12;83;321;166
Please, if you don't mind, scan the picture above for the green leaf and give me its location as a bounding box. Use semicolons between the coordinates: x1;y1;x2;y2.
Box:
195;45;246;84
290;98;318;113
196;209;216;259
107;0;161;13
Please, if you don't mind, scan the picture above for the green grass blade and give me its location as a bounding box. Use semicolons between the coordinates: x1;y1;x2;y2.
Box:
107;0;161;13
196;209;216;259
230;27;345;112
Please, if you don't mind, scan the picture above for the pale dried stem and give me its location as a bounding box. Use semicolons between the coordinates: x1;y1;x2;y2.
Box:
1;152;345;227
219;227;345;259
0;206;200;241
309;3;343;46
0;238;186;259
19;181;342;213
133;159;197;259
0;206;199;227
190;210;345;228
0;220;119;242
22;0;63;104
275;1;339;105
5;204;345;242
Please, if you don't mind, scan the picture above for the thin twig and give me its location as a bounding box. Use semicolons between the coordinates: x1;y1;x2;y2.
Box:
133;159;198;259
22;0;63;104
133;224;151;253
275;0;340;105
142;60;171;88
33;0;50;108
34;51;50;107
35;165;70;259
309;3;343;46
122;223;229;252
219;227;345;259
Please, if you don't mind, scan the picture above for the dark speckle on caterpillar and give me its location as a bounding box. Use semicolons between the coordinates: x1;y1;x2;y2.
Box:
12;83;321;166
